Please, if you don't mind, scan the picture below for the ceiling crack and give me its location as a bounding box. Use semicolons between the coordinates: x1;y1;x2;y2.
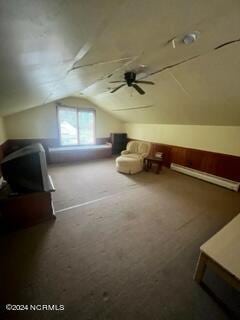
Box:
69;57;134;72
214;38;240;50
168;71;192;98
141;37;240;80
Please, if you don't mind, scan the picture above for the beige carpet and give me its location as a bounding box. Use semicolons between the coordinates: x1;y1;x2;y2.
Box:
1;158;240;320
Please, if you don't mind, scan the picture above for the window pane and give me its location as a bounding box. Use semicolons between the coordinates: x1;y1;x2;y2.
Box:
58;107;78;145
78;111;94;145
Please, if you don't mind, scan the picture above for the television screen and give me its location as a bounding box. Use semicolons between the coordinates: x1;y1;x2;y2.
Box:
1;143;54;193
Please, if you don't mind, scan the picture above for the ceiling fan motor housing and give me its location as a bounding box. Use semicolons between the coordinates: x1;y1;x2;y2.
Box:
124;72;136;86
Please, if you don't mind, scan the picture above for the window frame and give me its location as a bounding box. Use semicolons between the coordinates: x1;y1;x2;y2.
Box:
57;104;96;146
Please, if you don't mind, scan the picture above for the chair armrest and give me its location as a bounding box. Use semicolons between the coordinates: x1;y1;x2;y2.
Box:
141;153;149;159
121;150;130;155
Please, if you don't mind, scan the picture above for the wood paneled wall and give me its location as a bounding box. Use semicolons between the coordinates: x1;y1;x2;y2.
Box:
48;146;112;164
131;139;240;182
3;139;58;163
0;137;111;164
2;137;240;182
0;142;6;163
3;137;110;155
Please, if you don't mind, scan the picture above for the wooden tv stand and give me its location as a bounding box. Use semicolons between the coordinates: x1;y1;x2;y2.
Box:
0;183;56;230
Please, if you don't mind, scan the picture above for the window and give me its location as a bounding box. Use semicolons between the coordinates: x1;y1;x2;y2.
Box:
58;106;95;146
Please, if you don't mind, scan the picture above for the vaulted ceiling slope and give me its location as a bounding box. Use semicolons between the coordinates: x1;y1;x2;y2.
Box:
0;0;240;124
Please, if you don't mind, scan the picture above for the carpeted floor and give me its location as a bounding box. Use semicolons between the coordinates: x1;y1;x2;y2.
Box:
1;158;240;320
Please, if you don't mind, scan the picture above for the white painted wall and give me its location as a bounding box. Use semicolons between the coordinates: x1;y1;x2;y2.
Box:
4;97;124;139
4;97;240;157
125;123;240;156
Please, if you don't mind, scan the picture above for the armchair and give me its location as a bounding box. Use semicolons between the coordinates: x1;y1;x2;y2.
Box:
116;141;151;174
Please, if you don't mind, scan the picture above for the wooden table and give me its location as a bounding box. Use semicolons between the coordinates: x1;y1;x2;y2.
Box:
144;156;163;174
194;213;240;290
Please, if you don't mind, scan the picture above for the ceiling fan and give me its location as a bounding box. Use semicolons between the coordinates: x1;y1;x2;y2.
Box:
110;71;154;95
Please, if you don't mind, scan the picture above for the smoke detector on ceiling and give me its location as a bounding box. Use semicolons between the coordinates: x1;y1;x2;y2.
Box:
183;31;200;45
171;31;200;48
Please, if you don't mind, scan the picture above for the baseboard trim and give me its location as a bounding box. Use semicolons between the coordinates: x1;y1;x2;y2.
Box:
128;138;240;182
171;163;240;191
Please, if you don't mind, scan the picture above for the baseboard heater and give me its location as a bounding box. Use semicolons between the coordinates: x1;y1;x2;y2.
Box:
170;163;240;192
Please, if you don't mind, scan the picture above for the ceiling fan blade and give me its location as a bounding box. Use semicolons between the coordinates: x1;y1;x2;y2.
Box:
109;81;125;83
133;84;145;95
110;84;125;93
135;80;155;85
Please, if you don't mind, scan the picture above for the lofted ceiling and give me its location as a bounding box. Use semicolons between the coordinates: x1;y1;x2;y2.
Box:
0;0;240;124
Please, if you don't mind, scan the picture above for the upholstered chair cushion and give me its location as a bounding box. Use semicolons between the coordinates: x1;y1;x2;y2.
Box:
116;155;143;174
116;140;151;174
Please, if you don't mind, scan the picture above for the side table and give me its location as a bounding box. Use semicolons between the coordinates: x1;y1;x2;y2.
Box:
144;156;163;174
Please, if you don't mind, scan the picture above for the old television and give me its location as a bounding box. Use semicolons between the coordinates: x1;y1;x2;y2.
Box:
1;143;54;193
